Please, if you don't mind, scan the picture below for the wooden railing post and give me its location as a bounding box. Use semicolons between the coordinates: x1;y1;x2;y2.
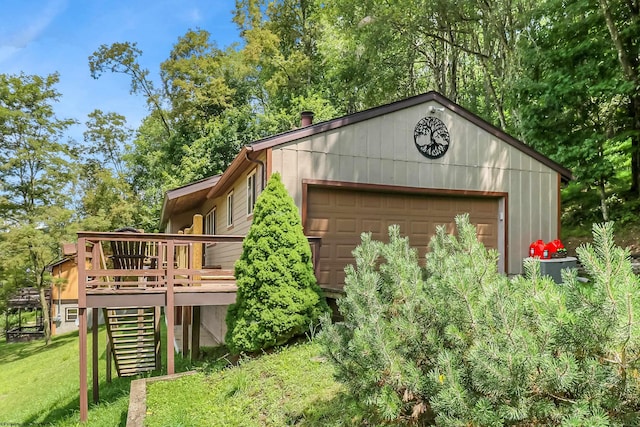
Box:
192;214;203;285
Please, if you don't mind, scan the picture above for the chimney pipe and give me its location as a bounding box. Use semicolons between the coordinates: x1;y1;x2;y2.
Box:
300;111;314;127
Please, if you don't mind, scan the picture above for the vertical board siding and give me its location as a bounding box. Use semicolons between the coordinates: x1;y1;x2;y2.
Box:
271;101;560;274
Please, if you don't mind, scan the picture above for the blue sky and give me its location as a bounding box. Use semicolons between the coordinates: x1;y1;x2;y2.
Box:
1;0;240;142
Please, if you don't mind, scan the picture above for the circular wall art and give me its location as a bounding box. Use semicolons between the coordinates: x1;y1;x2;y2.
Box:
413;116;450;159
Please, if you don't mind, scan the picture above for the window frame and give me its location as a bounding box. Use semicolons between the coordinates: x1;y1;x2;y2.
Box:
205;207;216;235
66;307;78;322
227;191;234;228
247;170;257;216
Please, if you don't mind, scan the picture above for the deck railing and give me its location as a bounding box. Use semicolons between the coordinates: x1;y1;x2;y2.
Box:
76;231;322;306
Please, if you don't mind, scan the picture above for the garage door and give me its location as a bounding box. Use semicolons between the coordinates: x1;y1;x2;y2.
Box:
305;186;500;289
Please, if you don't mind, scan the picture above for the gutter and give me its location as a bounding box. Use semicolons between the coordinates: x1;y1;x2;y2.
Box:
245;147;266;191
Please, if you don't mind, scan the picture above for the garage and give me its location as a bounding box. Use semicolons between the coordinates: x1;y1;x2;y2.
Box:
305;184;502;289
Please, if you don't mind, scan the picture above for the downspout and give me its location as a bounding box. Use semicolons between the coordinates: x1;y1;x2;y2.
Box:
245;148;266;191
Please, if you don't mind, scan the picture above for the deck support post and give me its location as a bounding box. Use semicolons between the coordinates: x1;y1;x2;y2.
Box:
166;240;175;375
106;323;112;384
79;307;88;422
182;306;189;357
78;236;89;423
192;306;200;360
92;308;99;403
155;306;162;371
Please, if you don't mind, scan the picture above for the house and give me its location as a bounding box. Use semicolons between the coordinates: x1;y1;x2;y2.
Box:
77;91;572;422
49;246;103;336
49;256;79;335
159;91;572;342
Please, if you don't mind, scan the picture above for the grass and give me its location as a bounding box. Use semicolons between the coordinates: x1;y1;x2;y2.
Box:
0;319;367;426
0;327;132;426
145;341;367;427
0;315;201;426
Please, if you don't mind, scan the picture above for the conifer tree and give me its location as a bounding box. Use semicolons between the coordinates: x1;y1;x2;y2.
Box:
321;215;640;425
225;172;328;353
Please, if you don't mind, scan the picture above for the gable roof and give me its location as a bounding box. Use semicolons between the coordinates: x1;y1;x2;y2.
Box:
247;91;572;180
160;91;572;227
160;174;221;226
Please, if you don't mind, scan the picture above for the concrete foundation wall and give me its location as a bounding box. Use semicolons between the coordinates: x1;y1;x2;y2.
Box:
200;305;229;344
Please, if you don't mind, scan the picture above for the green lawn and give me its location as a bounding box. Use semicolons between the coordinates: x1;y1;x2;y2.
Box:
0;325;367;426
0;327;132;426
0;317;201;426
145;341;366;427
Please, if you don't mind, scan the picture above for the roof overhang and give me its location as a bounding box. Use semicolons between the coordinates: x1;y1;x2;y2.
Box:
205;146;262;199
159;174;221;228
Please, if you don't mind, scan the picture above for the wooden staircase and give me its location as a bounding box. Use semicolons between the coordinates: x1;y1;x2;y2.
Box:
104;307;161;377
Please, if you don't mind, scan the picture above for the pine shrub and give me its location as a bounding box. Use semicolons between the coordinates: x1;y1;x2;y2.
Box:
320;215;640;426
225;172;329;353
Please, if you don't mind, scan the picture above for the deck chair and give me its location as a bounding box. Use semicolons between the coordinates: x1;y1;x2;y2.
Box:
110;227;147;284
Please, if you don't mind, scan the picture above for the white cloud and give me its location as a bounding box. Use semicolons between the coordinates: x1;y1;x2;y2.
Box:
0;0;68;63
187;7;202;23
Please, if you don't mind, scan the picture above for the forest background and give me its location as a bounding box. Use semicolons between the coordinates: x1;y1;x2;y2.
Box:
1;0;639;335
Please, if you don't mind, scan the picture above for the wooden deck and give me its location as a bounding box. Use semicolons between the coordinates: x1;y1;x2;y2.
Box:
77;230;321;422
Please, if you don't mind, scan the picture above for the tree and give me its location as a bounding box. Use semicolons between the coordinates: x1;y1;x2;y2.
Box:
80;110;143;231
320;0;531;128
89;42;171;136
233;0;340;130
597;0;640;195
321;216;640;425
514;0;631;221
90;31;254;218
0;73;77;344
225;172;329;353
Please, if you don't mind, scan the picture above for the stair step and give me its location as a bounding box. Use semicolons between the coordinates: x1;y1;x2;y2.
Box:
109;318;154;326
112;338;155;346
115;353;155;361
119;361;156;370
117;354;156;362
111;330;154;338
119;367;155;377
107;315;154;322
113;346;155;353
112;342;155;349
114;346;155;353
111;324;155;330
112;341;155;348
119;364;156;371
107;311;154;317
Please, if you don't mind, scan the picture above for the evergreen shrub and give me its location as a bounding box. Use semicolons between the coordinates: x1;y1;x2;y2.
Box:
320;214;640;426
225;172;329;353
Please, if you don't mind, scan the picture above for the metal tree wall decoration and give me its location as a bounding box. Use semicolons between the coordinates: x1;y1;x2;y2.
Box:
414;116;450;159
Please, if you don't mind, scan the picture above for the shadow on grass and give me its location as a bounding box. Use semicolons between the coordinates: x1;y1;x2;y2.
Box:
286;390;372;427
2;317;229;426
22;374;134;427
0;331;79;364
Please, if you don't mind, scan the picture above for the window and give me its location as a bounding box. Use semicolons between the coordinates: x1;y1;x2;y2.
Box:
227;191;234;227
205;208;216;235
66;307;78;322
247;171;257;216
